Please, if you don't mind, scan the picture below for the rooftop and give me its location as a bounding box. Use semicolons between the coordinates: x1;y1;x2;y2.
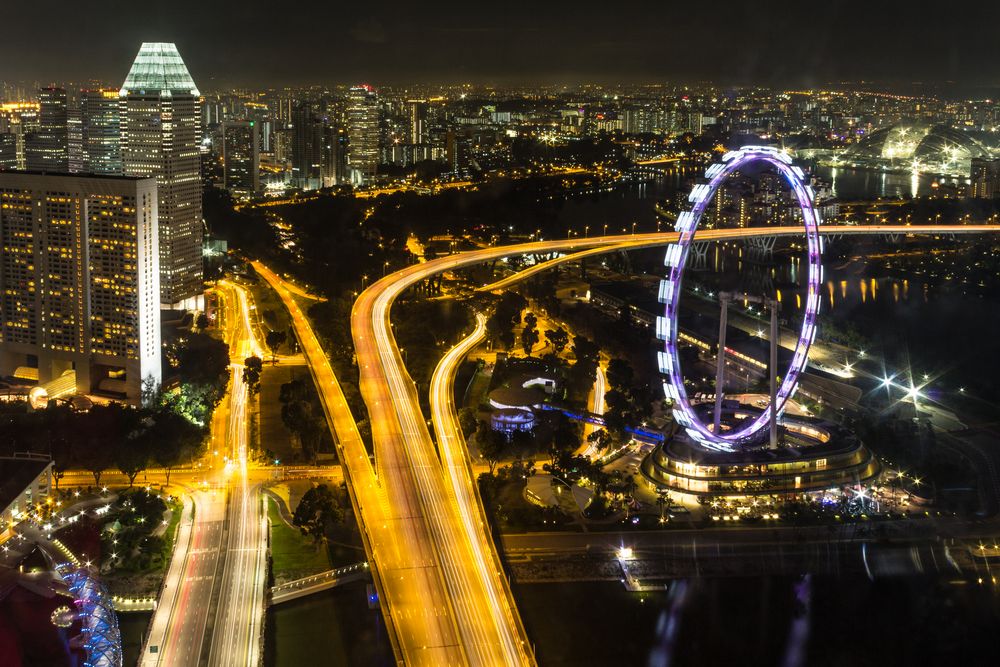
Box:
120;42;200;97
0;455;51;512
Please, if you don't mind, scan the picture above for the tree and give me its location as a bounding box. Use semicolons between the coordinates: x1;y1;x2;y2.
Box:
520;325;539;355
265;330;287;364
549;413;581;454
606;358;634;393
603;388;632;434
115;415;152;488
544;327;569;355
486;292;527;350
75;404;127;486
292;484;344;541
476;423;507;474
568;335;601;393
457;407;479;438
282;400;323;461
152;409;204;485
587;428;613;451
243;356;263;395
195;313;210;331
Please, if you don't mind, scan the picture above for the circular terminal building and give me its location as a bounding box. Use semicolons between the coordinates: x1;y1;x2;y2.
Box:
641;405;879;496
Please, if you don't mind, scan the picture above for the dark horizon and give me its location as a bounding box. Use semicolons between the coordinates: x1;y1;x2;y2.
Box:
4;1;1000;91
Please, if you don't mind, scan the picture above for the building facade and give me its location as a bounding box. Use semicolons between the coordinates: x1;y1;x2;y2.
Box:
81;89;122;175
222;120;260;199
346;85;380;183
120;42;203;308
291;103;323;189
0;172;161;404
24;87;68;172
970;157;1000;199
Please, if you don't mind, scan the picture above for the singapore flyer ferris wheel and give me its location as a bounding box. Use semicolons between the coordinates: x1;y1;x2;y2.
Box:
656;146;824;452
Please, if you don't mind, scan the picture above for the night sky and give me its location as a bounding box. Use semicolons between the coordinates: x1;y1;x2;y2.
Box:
4;1;1000;88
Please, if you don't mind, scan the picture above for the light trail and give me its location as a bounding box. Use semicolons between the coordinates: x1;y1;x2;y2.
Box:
357;271;533;665
255;223;999;666
254;262;455;666
429;313;535;664
475;224;1000;294
144;280;268;667
208;281;272;667
352;223;1000;667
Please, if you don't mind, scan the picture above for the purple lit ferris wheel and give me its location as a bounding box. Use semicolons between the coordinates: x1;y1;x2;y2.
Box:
656;146;823;451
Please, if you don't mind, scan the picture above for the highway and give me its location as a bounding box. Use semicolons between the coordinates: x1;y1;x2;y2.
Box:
352;223;1000;666
208;280;268;667
428;313;535;663
141;279;267;666
254;262;453;666
255;223;1000;666
355;263;535;665
142;488;225;666
475;224;1000;293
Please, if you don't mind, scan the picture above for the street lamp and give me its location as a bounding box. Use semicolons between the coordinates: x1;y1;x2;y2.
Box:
383;261;390;277
631;222;637;235
603;223;608;236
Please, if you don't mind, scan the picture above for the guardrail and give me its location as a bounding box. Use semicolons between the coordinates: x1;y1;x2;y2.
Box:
269;561;370;605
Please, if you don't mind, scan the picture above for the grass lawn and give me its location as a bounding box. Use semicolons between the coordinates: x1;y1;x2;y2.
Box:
260;364;301;461
247;279;292;336
266;495;331;581
464;368;491;410
160;497;184;566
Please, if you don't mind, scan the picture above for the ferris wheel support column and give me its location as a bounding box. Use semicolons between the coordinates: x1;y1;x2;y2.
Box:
713;292;731;433
769;299;779;449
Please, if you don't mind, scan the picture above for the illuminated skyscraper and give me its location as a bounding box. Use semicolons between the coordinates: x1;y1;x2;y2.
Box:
24;87;68;172
81;89;122;175
0;134;16;170
0;172;161;404
222;120;260;199
120;42;203;308
346;85;380;183
67;90;84;173
408;99;427;144
970;157;1000;199
291;103;323;189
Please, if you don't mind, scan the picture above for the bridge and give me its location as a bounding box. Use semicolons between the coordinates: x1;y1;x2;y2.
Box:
269;562;371;606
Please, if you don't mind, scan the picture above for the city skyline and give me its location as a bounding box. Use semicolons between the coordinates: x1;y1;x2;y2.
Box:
4;2;1000;89
2;17;1000;667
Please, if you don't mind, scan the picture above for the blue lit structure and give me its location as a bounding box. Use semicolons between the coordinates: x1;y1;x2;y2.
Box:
53;561;122;667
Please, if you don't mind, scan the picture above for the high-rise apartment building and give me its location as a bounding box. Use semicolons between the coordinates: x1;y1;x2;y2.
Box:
67;90;84;173
291;103;323;189
408;99;427;144
81;89;122;175
120;42;203;308
970;158;1000;199
321;123;347;187
346;85;380;183
0;103;38;170
0;172;161;404
222;120;260;199
0;134;16;170
25;87;68;172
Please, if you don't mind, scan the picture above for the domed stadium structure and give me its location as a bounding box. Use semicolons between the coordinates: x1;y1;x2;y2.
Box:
833;122;998;176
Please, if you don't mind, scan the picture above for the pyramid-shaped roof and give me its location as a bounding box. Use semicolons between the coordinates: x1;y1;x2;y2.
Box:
120;43;200;97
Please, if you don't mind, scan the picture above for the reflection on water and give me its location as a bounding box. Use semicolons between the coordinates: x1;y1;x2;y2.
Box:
701;244;931;314
514;576;1000;667
817;165;969;200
